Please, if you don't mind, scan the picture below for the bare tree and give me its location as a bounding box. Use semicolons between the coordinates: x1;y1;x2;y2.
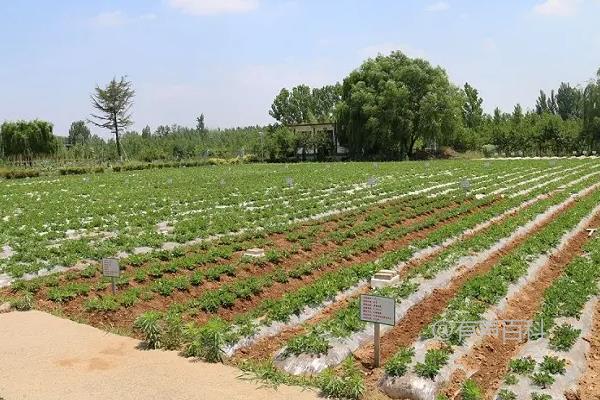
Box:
89;76;134;160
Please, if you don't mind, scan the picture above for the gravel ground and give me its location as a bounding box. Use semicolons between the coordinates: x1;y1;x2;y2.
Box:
0;311;319;400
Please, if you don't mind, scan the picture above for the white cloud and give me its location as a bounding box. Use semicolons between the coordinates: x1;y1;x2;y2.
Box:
533;0;581;16
167;0;259;16
91;11;157;27
359;42;426;59
425;1;450;12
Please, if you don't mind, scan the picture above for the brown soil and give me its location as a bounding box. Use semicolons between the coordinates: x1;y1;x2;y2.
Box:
231;193;549;363
34;199;493;335
441;212;600;400
575;301;600;400
352;192;587;397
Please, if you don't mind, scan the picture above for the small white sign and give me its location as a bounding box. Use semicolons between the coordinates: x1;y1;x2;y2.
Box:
102;258;120;277
360;294;395;326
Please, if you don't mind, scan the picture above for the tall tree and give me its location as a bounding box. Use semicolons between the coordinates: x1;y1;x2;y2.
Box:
67;121;91;145
462;82;484;130
312;84;341;122
269;85;315;125
141;125;152;138
196;113;207;134
89;76;135;160
0;120;57;161
336;51;463;160
535;90;549;114
582;69;600;149
556;82;582;120
547;89;558;115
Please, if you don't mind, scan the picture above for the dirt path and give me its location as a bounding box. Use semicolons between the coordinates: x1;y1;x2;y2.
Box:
442;213;600;399
0;311;318;400
575;301;600;399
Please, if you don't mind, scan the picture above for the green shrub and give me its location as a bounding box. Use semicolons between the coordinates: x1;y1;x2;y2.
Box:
414;348;450;379
10;292;33;311
384;347;414;377
84;296;119;312
530;371;555;388
549;323;580;351
509;356;536;375
184;317;235;363
531;393;552;400
318;358;365;400
539;355;566;375
134;311;163;349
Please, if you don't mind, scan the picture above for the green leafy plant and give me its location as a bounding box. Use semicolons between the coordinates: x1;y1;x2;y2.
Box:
461;379;483;400
134;311;163;349
539;355;566;375
509;356;536;375
384;347;414;377
497;389;517;400
317;358;365;400
549;323;580;351
184;317;235;363
530;393;552;400
285;329;330;356
503;372;518;385
530;371;555;389
414;348;450;379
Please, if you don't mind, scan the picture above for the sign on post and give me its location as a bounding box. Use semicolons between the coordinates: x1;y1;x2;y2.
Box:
102;258;120;294
360;294;395;368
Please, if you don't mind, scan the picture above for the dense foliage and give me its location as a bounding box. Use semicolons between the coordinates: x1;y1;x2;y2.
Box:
0;120;58;162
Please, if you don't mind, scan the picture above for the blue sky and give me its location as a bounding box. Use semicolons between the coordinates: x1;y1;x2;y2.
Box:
1;0;599;137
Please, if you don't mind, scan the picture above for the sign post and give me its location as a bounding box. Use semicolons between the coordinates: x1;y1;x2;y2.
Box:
102;258;120;295
360;294;395;368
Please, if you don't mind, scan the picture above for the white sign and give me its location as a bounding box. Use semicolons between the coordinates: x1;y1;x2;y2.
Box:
360;294;395;326
102;258;120;277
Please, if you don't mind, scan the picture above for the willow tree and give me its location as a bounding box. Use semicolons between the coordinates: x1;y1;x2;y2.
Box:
336;51;463;160
583;69;600;150
89;76;135;160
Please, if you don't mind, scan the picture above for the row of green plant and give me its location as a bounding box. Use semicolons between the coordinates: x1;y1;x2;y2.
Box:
131;175;571;362
3;160;502;275
65;193;491;312
412;187;600;383
496;233;600;398
0;167;41;179
280;176;597;357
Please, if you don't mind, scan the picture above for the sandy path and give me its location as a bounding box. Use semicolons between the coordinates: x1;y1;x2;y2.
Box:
0;311;318;400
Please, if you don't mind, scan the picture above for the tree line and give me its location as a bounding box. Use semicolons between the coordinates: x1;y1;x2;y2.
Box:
2;51;600;164
269;51;600;160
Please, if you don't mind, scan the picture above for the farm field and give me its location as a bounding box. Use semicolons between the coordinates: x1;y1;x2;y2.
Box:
2;159;600;400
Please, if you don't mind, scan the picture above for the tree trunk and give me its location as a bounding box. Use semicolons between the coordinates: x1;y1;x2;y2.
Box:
113;114;122;162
